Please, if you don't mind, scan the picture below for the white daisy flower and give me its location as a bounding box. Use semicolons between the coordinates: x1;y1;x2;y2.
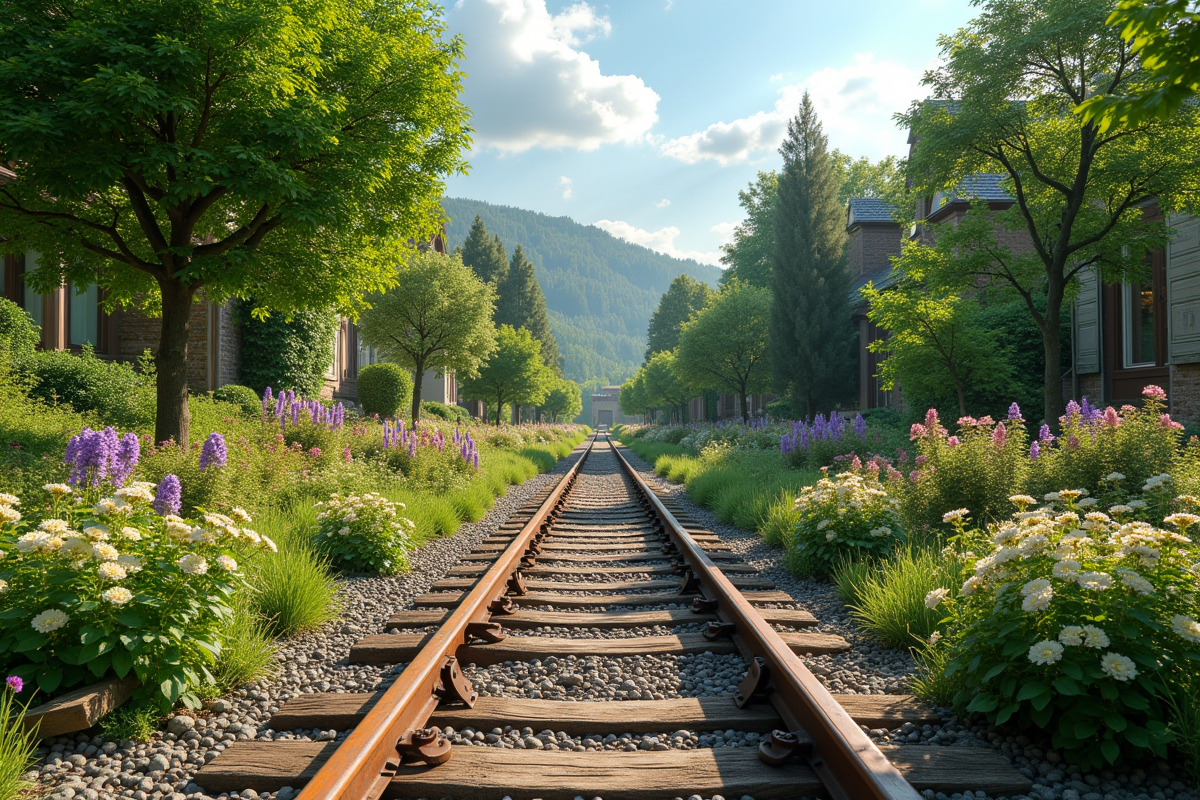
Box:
1052;560;1081;579
1171;614;1200;644
1028;640;1064;665
119;527;142;541
98;562;127;581
215;555;238;572
0;506;21;525
1077;572;1113;591
31;609;69;633
1058;626;1085;646
924;588;950;609
942;508;971;523
176;553;208;575
1100;652;1138;682
231;508;252;524
101;587;133;605
91;543;119;562
1082;625;1110;649
43;483;72;497
1117;570;1155;596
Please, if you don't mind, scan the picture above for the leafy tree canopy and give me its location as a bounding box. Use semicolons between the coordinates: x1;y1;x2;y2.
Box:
459;325;552;425
719;171;778;289
645;274;713;359
541;378;582;423
642;349;690;422
619;372;647;420
459;216;510;287
0;0;469;444
357;250;497;423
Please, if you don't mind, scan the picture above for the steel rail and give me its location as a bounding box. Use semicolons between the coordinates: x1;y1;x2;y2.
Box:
609;434;922;800
293;435;596;800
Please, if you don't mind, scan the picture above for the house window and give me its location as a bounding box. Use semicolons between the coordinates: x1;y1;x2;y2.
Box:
69;283;99;347
21;252;43;330
1123;280;1157;367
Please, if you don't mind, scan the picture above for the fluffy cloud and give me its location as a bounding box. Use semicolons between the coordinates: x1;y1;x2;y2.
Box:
450;0;659;152
593;220;732;266
656;198;671;208
559;176;573;199
662;54;923;165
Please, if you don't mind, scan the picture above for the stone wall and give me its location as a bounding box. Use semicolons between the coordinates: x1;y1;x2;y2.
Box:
116;301;212;391
1170;363;1200;425
217;302;240;388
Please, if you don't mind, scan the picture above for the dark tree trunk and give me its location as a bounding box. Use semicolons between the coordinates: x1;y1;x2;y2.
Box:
494;390;504;425
1041;301;1064;427
155;279;198;446
740;390;750;424
411;358;424;424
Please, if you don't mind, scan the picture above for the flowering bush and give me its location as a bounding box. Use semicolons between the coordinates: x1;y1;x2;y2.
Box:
787;471;903;578
925;495;1200;767
0;481;274;710
313;492;414;575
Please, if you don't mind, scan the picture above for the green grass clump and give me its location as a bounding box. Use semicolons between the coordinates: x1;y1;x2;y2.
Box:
837;545;963;649
0;687;37;800
1166;680;1200;781
100;703;162;743
760;492;800;548
908;641;961;708
210;600;277;691
246;505;339;637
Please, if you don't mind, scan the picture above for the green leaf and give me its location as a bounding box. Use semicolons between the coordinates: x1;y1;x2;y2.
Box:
983;663;1006;681
1122;690;1150;711
1060;662;1083;680
967;693;999;713
1074;721;1098;739
1101;739;1120;764
37;668;63;693
1031;702;1054;728
1104;710;1128;732
111;647;133;678
1016;682;1048;702
995;702;1020;725
1053;676;1085;696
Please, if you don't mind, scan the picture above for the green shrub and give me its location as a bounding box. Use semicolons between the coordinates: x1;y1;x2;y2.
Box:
313;492;413;574
238;304;338;397
212;384;261;417
0;682;37;800
99;702;161;743
358;363;413;419
840;545;965;648
26;346;154;428
787;471;903;579
0;298;38;372
422;401;470;422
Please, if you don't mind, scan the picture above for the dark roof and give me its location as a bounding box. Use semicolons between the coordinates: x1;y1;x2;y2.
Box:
846;197;897;228
848;264;900;307
952;174;1013;203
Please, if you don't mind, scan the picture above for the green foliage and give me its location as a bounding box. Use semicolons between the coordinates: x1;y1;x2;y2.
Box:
212;385;261;418
499;245;561;375
1165;677;1200;782
541;379;582;423
357;250;497;422
832;150;901;207
839;545;965;649
209;599;276;693
244;504;339;637
642;350;690;421
0;683;37;800
99;702;161;744
238;307;339;398
459;215;511;286
357;364;414;420
770;92;855;415
442;198;720;384
0;297;38;372
787;471;904;579
26;346;155;428
459;326;553;425
1077;0;1200;131
312;493;413;575
675;281;771;423
645;274;713;358
421;401;471;423
719;172;778;289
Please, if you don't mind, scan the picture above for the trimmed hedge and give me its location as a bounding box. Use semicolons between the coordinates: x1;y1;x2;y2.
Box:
358;363;412;418
238;304;338;397
213;384;260;417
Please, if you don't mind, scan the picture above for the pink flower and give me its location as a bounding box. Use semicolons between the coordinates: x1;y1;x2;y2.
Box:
947;436;960;447
1067;435;1080;449
977;416;994;426
1122;405;1137;413
1104;407;1120;427
886;466;902;481
866;459;881;474
342;446;352;462
850;455;863;470
5;676;22;693
1161;414;1184;431
993;422;1007;448
1143;385;1167;400
308;447;321;458
957;416;977;427
915;455;926;466
909;470;920;481
910;423;927;440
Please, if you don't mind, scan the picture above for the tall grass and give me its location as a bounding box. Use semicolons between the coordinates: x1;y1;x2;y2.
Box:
210;599;277;692
0;688;37;800
246;504;339;637
1166;679;1200;781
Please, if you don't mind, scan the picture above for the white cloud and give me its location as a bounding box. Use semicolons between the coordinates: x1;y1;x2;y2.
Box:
656;198;671;208
559;176;573;199
450;0;660;152
710;221;738;243
661;53;923;165
769;73;784;82
594;220;722;265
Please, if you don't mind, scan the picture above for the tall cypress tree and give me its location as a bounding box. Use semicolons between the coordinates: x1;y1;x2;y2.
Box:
500;245;562;376
770;92;853;417
459;216;509;286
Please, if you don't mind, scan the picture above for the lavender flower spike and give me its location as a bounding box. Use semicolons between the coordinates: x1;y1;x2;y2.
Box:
1007;402;1022;420
154;474;182;516
111;432;140;487
199;433;227;472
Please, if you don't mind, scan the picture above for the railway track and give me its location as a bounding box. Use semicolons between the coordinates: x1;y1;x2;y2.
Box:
196;434;1030;800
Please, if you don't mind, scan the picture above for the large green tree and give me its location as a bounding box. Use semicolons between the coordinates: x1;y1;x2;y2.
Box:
459;216;510;287
499;245;561;375
675;280;771;424
902;0;1200;423
770;93;854;417
459;325;552;425
0;0;468;445
645;274;712;359
719;171;778;289
357;251;497;424
832;151;901;207
541;378;582;423
642;349;690;423
619;373;646;422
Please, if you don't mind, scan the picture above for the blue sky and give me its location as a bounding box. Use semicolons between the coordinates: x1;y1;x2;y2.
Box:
442;0;978;265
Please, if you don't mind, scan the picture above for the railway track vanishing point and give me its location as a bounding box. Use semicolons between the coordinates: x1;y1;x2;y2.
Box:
197;435;1030;800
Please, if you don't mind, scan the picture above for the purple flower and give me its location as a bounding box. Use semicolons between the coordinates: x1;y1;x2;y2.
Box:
1038;424;1054;443
111;433;140;487
853;414;866;439
65;427;118;486
5;676;22;693
343;446;352;462
154;474;182;516
1007;402;1022;420
1030;441;1040;460
199;433;227;472
1065;400;1082;418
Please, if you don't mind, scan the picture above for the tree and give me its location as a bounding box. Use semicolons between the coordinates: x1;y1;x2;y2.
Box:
459;325;552;425
719;171;778;289
499;245;562;375
645;274;713;359
1077;0;1200;131
902;0;1200;423
459;216;510;287
770;93;855;417
832;151;901;207
642;349;691;423
357;251;497;423
619;374;646;422
0;0;469;445
675;280;771;424
863;244;1014;416
541;378;582;423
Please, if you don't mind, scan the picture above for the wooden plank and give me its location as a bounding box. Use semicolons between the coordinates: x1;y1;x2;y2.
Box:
429;577;775;593
196;743;1031;797
21;676;138;737
268;694;935;735
348;631;849;666
448;562;758;577
385;607;819;631
414;590;798;609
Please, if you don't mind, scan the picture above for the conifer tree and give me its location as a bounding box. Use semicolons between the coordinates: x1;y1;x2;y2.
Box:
770;93;854;416
459;216;509;286
499;245;562;376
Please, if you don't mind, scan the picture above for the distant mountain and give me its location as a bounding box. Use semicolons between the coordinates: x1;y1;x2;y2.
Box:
441;198;722;385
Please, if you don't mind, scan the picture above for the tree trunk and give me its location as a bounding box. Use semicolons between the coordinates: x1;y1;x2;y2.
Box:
495;390;504;425
740;390;750;424
1041;293;1065;426
155;279;198;446
411;359;424;424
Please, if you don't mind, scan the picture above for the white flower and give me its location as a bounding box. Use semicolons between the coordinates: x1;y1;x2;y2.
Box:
39;519;70;534
1190;562;1200;578
338;526;351;536
1171;614;1200;643
1021;578;1051;596
1022;589;1052;612
98;562;127;581
928;631;942;645
1077;572;1113;591
1018;534;1049;554
43;483;72;497
1128;500;1148;510
261;536;278;553
231;508;252;524
1059;626;1085;646
0;493;19;506
925;588;950;609
1082;625;1110;649
101;587;133;605
1044;492;1061;502
960;576;981;597
816;519;831;530
91;543;119;562
216;555;238;572
1164;513;1200;529
176;553;208;575
1009;494;1036;507
241;528;262;545
115;485;154;504
117;554;143;572
1105;472;1126;482
32;609;69;633
1100;652;1138;682
1052;560;1081;579
0;506;20;524
1077;498;1099;508
1117;570;1155;596
83;525;109;541
1108;505;1134;516
1028;640;1064;665
16;532;52;552
189;528;215;545
942;508;971;523
118;527;142;541
0;579;8;594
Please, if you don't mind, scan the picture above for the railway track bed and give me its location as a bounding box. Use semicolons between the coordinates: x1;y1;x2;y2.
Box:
196;436;1031;800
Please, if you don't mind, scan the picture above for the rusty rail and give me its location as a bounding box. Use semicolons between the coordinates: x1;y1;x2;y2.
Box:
608;434;922;800
293;435;595;800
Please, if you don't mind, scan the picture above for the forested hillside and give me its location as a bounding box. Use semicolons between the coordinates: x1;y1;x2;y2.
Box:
441;198;721;384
